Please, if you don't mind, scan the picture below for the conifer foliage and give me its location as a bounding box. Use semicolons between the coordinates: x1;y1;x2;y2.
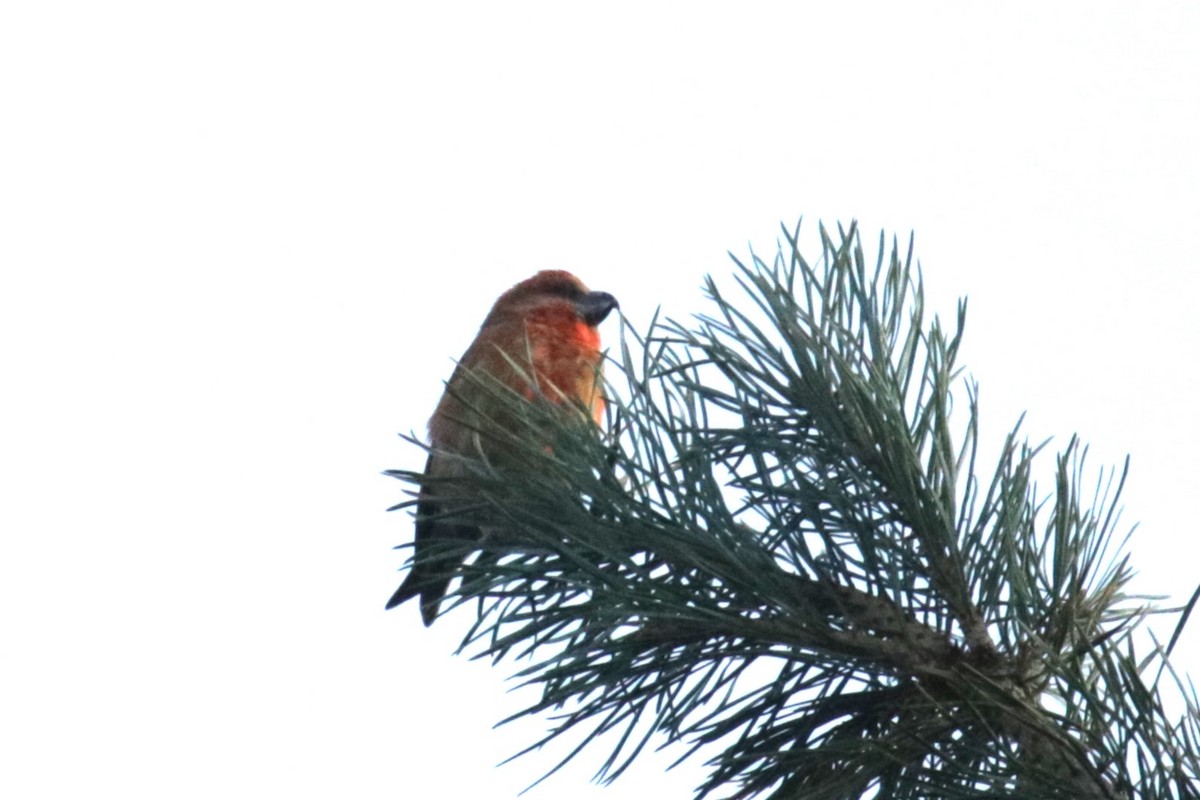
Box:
389;222;1200;799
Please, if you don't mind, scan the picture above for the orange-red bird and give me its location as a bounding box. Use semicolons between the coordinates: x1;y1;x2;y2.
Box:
387;270;619;625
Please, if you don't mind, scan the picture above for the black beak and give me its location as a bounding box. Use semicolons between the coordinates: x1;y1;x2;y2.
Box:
577;291;619;326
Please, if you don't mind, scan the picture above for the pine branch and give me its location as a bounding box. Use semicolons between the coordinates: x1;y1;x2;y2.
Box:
389;220;1200;799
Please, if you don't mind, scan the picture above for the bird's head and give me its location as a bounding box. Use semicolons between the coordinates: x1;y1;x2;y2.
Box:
485;270;618;329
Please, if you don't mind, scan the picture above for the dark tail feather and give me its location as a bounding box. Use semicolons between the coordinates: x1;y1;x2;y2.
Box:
386;513;477;626
385;568;448;627
387;457;481;626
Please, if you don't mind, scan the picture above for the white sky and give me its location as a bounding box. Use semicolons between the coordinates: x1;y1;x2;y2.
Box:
3;2;1199;798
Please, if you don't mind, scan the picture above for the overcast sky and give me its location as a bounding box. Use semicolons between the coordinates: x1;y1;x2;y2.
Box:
3;2;1199;798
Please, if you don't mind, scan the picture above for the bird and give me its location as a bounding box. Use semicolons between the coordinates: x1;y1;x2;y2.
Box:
387;270;619;626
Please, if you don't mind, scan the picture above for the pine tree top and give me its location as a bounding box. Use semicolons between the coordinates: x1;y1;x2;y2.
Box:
389;220;1200;800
